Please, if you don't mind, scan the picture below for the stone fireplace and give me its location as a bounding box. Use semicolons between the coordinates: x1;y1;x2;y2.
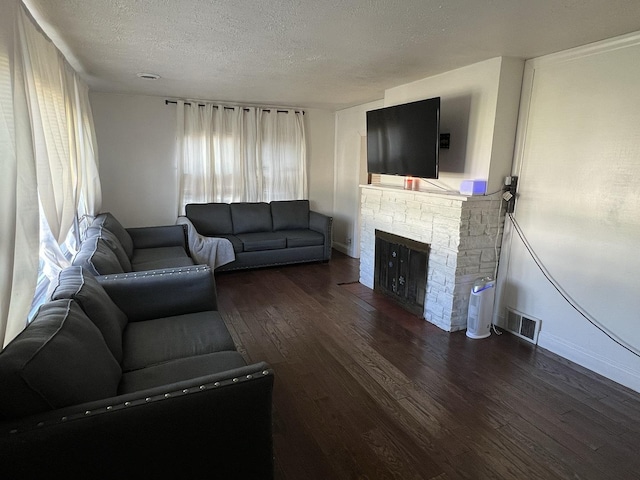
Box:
360;184;504;332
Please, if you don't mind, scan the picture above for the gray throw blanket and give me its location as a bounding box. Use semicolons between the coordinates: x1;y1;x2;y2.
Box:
176;216;235;269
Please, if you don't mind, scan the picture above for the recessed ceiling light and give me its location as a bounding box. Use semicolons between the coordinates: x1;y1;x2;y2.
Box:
136;72;161;80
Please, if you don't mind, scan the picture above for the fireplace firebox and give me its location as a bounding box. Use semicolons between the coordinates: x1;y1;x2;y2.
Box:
374;230;429;316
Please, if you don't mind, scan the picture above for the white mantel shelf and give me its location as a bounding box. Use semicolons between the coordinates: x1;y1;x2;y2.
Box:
360;183;477;202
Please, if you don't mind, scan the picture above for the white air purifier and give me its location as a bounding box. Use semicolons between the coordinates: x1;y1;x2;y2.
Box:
466;277;495;339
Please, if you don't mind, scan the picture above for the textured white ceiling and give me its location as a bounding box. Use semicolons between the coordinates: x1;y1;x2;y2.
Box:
24;0;640;110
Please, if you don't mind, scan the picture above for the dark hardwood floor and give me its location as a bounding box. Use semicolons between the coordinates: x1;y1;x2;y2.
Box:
215;250;640;480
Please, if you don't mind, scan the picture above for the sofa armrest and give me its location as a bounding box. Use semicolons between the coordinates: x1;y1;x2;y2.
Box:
127;224;189;252
310;211;333;261
0;363;274;479
97;265;218;321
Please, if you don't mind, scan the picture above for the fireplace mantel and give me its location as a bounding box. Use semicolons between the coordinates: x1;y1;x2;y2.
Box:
360;183;470;202
359;184;504;331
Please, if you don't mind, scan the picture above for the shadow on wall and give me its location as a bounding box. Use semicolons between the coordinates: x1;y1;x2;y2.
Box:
439;94;471;174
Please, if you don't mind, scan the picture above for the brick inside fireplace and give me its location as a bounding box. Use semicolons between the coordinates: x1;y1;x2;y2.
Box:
374;230;429;316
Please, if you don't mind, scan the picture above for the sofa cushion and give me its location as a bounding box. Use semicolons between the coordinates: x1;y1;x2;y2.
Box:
72;235;126;275
93;212;134;259
86;225;133;271
0;299;121;419
216;234;243;253
121;311;236;372
50;266;128;363
230;203;272;234
236;232;287;252
186;203;234;236
271;200;310;231
283;229;325;248
118;351;247;394
130;247;194;271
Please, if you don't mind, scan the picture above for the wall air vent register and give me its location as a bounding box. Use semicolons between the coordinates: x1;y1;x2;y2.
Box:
505;308;541;344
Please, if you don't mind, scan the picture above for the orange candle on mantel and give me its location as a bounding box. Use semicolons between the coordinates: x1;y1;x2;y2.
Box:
404;176;413;190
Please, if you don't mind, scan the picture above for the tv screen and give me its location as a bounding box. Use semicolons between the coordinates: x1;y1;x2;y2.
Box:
366;97;440;178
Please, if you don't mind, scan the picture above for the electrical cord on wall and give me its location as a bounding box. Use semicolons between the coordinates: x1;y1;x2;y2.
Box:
491;195;504;336
493;194;504;281
507;212;640;359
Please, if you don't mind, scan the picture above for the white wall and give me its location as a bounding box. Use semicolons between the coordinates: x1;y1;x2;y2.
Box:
496;32;640;392
305;108;336;215
90;93;177;227
333;100;383;257
384;57;523;194
90;92;336;227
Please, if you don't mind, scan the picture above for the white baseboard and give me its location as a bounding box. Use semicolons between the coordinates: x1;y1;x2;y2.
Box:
333;242;347;253
538;331;640;394
333;242;356;257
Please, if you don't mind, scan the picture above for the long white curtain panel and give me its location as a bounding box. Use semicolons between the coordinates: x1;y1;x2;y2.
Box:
176;101;306;214
0;2;102;346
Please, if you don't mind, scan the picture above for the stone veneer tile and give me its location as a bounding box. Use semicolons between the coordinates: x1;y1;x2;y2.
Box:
360;185;505;332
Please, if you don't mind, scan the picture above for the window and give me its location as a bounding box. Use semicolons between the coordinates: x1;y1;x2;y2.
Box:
176;103;306;212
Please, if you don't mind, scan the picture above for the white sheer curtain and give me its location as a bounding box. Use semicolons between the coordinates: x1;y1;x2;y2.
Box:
176;102;306;214
258;107;307;201
0;2;101;346
64;66;102;239
19;7;101;245
0;0;40;347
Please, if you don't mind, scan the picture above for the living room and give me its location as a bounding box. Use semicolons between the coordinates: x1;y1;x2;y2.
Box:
2;0;640;477
87;15;640;393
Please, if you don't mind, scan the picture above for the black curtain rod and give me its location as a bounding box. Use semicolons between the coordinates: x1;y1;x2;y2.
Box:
165;99;304;114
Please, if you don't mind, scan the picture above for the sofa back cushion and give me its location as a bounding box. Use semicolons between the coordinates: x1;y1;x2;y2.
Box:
0;299;121;419
185;203;233;235
230;202;272;234
72;235;125;275
93;213;134;258
271;200;310;231
86;225;133;271
50;266;128;363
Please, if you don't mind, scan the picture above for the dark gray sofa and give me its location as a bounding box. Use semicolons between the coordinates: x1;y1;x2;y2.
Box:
185;199;332;271
73;212;195;275
0;265;274;479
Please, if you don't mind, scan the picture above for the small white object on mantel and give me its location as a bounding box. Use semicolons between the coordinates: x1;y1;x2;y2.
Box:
459;180;487;196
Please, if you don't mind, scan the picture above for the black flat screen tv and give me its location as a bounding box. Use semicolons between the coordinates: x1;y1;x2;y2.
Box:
366;97;440;178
